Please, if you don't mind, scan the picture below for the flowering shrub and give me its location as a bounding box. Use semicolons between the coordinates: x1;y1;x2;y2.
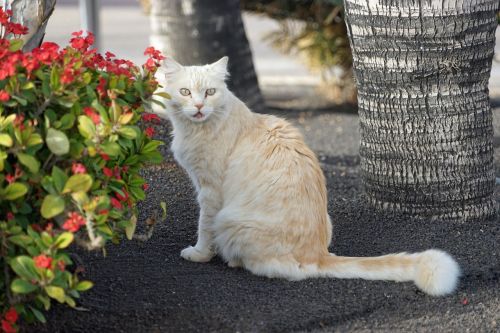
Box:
0;7;166;330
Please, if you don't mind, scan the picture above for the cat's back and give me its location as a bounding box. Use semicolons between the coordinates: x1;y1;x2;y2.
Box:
225;112;324;193
242;113;317;163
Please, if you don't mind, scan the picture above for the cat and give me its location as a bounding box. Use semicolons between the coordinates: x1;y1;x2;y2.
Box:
155;56;460;296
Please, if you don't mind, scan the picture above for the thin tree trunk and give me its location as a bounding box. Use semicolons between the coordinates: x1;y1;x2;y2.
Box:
149;0;266;112
4;0;56;51
344;0;499;221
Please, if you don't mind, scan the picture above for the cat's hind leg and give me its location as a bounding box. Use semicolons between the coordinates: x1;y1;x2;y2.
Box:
227;258;243;268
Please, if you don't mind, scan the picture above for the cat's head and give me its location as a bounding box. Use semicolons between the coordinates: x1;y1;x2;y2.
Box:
161;57;229;123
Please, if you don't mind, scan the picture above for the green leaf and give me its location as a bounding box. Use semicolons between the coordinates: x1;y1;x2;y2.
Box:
45;286;65;303
0;150;6;171
100;142;121;156
125;215;137;240
3;182;28;200
27;133;43;146
22;82;35;90
17;153;40;173
154;91;171;99
52;166;68;193
63;174;93;193
50;66;60;90
46;128;70;155
71;191;89;205
142;140;163;154
75;280;94;291
54;232;74;249
29;306;47;323
11;278;38;294
8;235;33;248
8;39;24;51
36;295;51;311
10;256;39;280
0;133;13;147
12;95;28;106
59;113;75;130
41;194;65;218
65;295;76;307
77;116;96;139
161;201;167;220
117;126;137;139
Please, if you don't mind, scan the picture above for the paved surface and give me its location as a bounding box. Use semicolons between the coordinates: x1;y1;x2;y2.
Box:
31;106;500;333
26;2;500;332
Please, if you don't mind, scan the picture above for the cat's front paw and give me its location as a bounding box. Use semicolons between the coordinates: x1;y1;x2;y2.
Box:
180;246;214;263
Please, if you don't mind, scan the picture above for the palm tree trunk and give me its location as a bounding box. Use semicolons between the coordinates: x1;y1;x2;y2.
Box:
344;0;499;221
150;0;265;112
6;0;56;51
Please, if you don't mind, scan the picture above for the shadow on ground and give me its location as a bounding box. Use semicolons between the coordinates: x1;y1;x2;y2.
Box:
31;109;500;332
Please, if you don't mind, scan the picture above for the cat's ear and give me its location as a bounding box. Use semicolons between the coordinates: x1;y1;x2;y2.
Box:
209;56;229;81
162;57;183;81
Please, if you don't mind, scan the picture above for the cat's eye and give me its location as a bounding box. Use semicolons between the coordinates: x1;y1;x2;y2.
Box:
206;88;216;96
180;88;191;96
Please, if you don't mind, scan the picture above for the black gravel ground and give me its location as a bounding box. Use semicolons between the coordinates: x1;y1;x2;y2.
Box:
30;104;500;333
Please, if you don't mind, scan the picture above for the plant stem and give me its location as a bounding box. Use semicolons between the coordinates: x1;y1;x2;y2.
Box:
1;231;13;303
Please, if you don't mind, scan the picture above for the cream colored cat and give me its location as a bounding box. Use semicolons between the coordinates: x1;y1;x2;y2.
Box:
155;56;460;296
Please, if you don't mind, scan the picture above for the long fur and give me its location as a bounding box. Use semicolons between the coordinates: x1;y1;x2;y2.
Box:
157;57;460;296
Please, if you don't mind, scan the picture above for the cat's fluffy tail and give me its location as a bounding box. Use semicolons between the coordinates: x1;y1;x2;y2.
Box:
313;249;460;296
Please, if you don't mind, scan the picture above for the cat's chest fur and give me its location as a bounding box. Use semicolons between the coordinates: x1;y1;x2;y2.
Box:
171;130;229;190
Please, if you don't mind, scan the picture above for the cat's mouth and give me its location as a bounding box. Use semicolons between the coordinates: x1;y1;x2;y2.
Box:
193;112;205;120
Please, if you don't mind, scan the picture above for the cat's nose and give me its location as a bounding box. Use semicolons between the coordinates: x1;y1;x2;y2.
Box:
195;103;204;110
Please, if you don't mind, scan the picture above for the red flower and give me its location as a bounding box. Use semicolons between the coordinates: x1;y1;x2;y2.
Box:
103;167;113;177
13;114;24;129
62;212;86;232
31;224;43;232
0;90;10;102
5;174;15;184
98;209;109;215
22;55;39;73
4;308;18;323
6;22;28;35
145;127;155;138
144;46;165;61
71;162;87;174
113;166;122;180
34;254;52;269
100;153;110;161
83;107;101;125
85;33;95;46
144;57;157;71
142;113;160;123
1;319;15;333
110;197;123;209
60;67;75;84
143;183;149;191
6;212;14;221
115;189;129;202
57;260;66;272
96;77;107;97
70;37;86;50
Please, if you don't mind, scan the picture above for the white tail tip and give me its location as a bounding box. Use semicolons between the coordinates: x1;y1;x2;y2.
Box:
414;249;460;296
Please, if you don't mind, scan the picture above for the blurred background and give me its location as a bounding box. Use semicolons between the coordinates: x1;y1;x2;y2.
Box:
45;0;500;109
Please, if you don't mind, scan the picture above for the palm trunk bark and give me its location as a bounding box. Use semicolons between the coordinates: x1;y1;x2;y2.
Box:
150;0;265;112
5;0;56;51
344;0;499;221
